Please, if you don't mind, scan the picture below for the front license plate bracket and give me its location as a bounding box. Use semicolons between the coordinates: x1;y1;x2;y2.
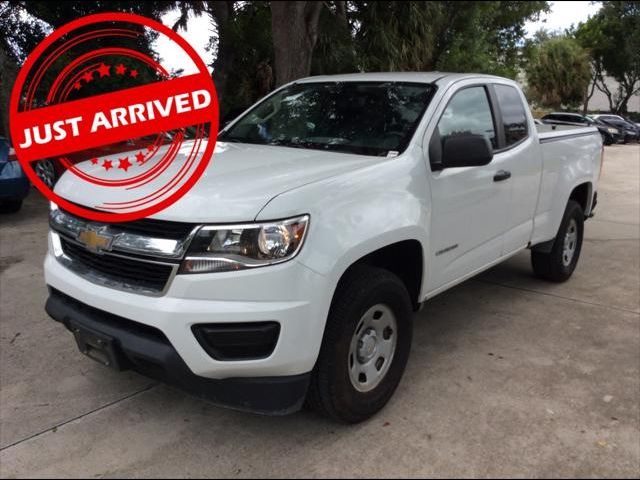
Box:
68;321;123;371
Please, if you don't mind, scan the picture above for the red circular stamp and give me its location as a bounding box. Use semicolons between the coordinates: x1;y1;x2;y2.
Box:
9;12;219;222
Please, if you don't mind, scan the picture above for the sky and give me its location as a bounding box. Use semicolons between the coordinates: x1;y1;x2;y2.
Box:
154;10;214;74
153;1;604;74
524;1;602;37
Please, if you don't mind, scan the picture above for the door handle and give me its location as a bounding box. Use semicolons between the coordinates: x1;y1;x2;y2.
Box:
493;170;511;182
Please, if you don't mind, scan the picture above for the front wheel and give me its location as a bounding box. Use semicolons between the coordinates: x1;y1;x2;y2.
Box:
531;200;584;282
306;266;413;423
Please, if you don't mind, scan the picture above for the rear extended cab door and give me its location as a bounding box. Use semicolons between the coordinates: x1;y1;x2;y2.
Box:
488;81;542;254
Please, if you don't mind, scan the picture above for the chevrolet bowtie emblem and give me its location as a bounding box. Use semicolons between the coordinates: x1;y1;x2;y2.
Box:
77;228;115;254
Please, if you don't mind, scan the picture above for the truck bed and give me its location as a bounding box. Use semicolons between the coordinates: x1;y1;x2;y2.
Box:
530;124;602;247
536;124;599;143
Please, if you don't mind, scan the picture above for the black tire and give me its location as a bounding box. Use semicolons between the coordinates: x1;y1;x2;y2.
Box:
0;200;23;214
306;266;413;423
531;200;584;282
601;133;612;146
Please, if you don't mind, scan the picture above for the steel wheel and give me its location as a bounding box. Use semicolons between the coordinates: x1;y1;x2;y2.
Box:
34;159;57;189
348;304;397;393
562;218;578;267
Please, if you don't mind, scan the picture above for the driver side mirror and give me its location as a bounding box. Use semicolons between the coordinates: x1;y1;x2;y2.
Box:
441;134;493;169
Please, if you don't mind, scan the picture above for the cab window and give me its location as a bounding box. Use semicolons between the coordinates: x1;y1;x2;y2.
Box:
494;85;528;146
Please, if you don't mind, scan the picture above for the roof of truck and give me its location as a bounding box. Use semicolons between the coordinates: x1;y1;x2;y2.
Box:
295;72;511;86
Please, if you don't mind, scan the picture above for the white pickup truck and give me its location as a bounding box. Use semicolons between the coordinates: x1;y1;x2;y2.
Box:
45;73;602;423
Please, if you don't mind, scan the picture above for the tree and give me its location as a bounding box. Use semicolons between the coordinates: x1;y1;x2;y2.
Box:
524;36;591;109
310;1;356;76
352;1;548;78
270;1;324;86
576;1;640;113
0;1;171;136
0;1;49;136
171;1;239;117
216;2;274;114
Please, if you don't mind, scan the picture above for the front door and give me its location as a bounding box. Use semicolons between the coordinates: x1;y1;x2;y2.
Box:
426;85;511;292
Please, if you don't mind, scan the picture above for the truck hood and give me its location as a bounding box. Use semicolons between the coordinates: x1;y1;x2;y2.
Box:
54;140;380;222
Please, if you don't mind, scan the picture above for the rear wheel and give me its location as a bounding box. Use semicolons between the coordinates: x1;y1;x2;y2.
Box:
306;266;413;423
531;200;584;282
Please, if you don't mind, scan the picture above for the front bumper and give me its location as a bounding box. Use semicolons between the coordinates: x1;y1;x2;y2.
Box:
610;132;623;143
45;288;310;415
44;233;333;381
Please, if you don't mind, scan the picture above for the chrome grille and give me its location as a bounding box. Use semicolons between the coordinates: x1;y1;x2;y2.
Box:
60;238;174;293
49;208;197;296
61;207;198;240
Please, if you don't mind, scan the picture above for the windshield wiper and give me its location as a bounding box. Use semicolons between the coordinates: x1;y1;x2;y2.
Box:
218;135;268;146
218;134;244;143
266;139;310;149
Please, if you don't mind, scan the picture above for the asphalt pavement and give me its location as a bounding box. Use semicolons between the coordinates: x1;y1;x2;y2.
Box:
1;144;638;478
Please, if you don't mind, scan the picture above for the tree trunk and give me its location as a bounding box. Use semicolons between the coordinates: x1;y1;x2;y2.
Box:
592;62;616;113
334;1;348;30
209;1;236;120
271;1;323;87
582;78;597;115
615;73;640;114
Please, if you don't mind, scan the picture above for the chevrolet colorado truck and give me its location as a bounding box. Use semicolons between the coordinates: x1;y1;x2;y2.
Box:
45;73;602;423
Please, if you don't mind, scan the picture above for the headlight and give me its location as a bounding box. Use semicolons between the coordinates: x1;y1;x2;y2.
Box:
179;215;309;273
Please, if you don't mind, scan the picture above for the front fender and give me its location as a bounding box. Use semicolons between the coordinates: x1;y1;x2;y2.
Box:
256;148;431;300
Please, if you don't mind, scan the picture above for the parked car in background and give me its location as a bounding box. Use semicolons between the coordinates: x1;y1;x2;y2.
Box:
591;114;640;143
614;115;640;131
541;112;621;145
0;137;30;213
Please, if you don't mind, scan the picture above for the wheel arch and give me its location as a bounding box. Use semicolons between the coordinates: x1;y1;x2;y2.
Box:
569;181;593;216
331;239;424;312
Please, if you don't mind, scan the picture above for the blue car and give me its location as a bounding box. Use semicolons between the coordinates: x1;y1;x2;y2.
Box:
0;137;30;213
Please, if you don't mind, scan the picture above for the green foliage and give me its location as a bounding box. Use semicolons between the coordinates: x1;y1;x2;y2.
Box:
352;2;442;71
1;0;171;60
352;1;549;78
0;1;174;109
524;36;591;109
311;3;357;76
219;2;274;113
575;1;640;113
12;0;631;120
577;1;639;83
0;0;174;135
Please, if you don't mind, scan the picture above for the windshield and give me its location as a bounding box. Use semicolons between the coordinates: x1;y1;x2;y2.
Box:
219;81;435;156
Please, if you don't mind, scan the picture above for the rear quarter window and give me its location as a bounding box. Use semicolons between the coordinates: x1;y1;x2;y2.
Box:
494;85;528;147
